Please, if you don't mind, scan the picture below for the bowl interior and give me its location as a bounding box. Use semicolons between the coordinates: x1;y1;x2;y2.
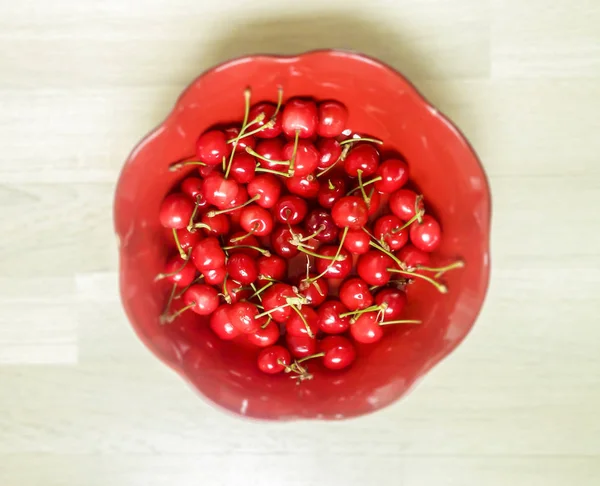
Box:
114;51;490;420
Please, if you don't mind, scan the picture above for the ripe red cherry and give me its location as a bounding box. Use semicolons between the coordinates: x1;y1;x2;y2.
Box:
304;209;338;243
410;215;442;252
331;196;368;229
286;334;317;359
210;305;240;340
182;284;219;316
320;335;356;370
220;185;248;225
285;173;320;199
316;138;342;170
223;279;251;304
389;189;424;221
240;204;273;236
203;266;226;286
225;232;261;258
397;244;431;269
339;278;373;311
317;300;350;334
343;144;380;177
227;301;260;334
350;312;383;344
195;130;230;165
192;237;226;271
257;255;287;285
262;283;297;323
200;210;230;236
224;126;256;153
270;225;301;258
161;255;196;287
297;274;329;307
315;246;352;279
226;253;258;285
375;288;407;321
159;193;194;229
282;98;318;138
317;101;348;138
273;195;308;224
318;176;346;209
202;173;239;209
366;190;382;216
198;163;216;178
175;228;201;253
254;138;285;170
356;250;393;286
283;139;319;176
247;174;281;209
374;159;409;193
374;214;409;251
180;177;206;201
343;228;370;255
257;345;291;374
247;320;280;347
229;152;257;184
285;307;319;337
248;102;283;139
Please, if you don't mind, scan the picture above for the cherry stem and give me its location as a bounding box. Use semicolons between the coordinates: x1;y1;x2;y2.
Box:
307;226;349;282
289;304;315;339
296;352;325;364
189;222;212;232
391;209;426;233
245;147;290;166
254;303;291;319
261;317;272;329
258;275;283;284
224;89;252;179
298;245;345;261
208;194;261;217
316;144;351;178
249;282;273;300
174;275;204;299
229;230;256;243
162;301;195;324
221;273;231;303
255;167;291;177
300;225;326;242
168;160;206;172
356;170;370;204
416;261;465;278
172;228;188;260
339;136;383;145
288;130;300;176
154;250;192;281
340;303;386;318
415;195;424;224
387;268;448;293
368;240;407;270
379;319;422;326
159;283;178;324
347;176;382;196
222;245;271;257
187;195;204;231
327;179;335;190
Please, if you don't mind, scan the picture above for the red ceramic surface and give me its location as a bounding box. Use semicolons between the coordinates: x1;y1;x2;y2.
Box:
114;50;491;421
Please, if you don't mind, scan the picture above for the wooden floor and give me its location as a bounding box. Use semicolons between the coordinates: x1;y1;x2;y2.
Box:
1;1;599;485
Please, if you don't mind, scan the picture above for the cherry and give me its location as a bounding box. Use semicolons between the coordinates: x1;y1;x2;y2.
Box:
282;98;318;138
182;284;219;316
229;152;257;184
224;126;256;153
270;225;301;258
356;250;393;286
203;173;239;209
254;138;286;170
157;255;196;287
298;274;329;307
283;139;319;176
389;189;424;221
286;334;317;359
343;144;379;177
366;189;381;216
261;283;297;323
374;214;409;251
248;102;283;139
286;307;319;338
247;174;281;209
240;204;273;237
397;244;431;269
273;195;308;225
247;320;280;347
219;185;249;225
225;232;261;258
257;345;291;374
318;176;346;209
304;209;339;243
196;130;230;165
317;101;348;138
331;196;368;229
180;177;206;201
198;164;216;178
343;228;370;255
374;159;409;193
339;277;373;311
350;312;383;344
200;210;230;236
375;288;407;321
175;228;201;253
226;253;258;285
159;193;194;229
285;173;320;199
315;246;352;279
316;138;342;170
192;237;226;272
223;278;251;304
228;301;260;334
203;266;226;286
319;335;356;370
210;305;240;340
410;215;442;252
317;300;350;334
257;255;287;285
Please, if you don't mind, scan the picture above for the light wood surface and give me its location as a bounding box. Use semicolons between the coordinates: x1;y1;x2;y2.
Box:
1;1;600;485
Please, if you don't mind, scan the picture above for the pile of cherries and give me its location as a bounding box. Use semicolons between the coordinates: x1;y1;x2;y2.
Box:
156;88;463;383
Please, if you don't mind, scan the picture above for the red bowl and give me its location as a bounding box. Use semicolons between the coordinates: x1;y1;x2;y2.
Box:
114;50;491;420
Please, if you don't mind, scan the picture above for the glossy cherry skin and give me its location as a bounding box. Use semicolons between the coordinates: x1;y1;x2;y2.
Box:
318;176;346;209
254;138;285;170
226;253;258;285
159;193;195;229
396;244;431;269
317;101;348;138
182;284;219;316
316;138;343;170
198;163;216;178
257;255;287;285
247;174;281;209
221;185;248;225
223;279;251;304
162;255;196;287
195;129;230;165
180;177;207;202
192;237;226;272
273;195;308;225
366;189;382;217
248;102;283;139
202;173;239;209
262;283;297;323
175;228;201;253
210;305;240;340
285;173;320;199
282;98;318;138
286;334;317;359
304;209;338;243
350;312;383;344
315;246;352;279
331;196;369;229
247;320;280;347
375;288;407;321
200;210;230;236
343;144;380;177
317;300;351;334
343;228;370;255
285;307;320;337
410;215;442;252
374;214;409;251
225;232;261;258
203;266;226;286
320;335;356;370
240;204;273;236
257;345;291;374
297;274;329;307
227;301;260;334
229;152;257;184
374;159;409;193
389;189;424;221
356;250;393;286
283;139;319;176
339;277;373;311
270;225;301;258
224;126;256;153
